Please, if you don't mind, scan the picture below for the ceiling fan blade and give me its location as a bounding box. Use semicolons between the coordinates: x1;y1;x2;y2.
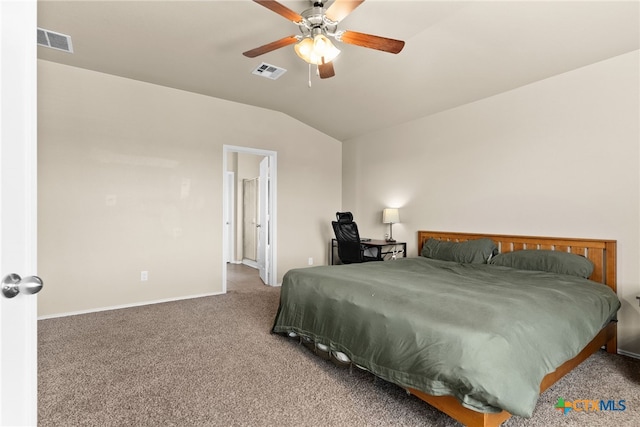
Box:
318;61;335;79
243;35;299;58
339;30;405;54
253;0;303;22
325;0;365;22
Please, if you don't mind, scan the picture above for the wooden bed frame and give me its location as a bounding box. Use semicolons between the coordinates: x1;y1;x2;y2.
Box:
407;231;618;427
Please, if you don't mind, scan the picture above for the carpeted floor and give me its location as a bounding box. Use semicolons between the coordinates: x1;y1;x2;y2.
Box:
38;265;640;426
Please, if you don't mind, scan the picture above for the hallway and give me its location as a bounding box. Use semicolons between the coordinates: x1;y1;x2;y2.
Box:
226;263;265;292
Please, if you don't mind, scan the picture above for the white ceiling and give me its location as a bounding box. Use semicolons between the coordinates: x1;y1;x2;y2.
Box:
37;0;639;141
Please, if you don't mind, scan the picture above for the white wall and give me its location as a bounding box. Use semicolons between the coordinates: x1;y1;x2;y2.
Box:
37;60;341;317
343;51;640;355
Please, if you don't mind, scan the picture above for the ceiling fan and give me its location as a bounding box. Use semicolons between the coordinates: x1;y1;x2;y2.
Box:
243;0;405;79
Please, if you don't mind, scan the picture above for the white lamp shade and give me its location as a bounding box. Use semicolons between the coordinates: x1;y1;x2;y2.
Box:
294;34;341;65
382;208;400;224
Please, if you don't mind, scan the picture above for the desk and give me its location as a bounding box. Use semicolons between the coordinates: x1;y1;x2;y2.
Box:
330;239;407;265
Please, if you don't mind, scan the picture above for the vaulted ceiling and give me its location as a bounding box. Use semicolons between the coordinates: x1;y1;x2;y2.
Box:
37;1;639;141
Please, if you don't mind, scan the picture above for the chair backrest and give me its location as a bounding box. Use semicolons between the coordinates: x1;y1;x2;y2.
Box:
332;211;363;264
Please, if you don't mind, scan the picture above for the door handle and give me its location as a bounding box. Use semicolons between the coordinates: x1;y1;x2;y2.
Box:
2;274;43;299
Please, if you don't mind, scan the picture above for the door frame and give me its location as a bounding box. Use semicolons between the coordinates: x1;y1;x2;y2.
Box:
222;145;277;290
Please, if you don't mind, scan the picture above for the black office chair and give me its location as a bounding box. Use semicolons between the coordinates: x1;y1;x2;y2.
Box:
332;212;382;264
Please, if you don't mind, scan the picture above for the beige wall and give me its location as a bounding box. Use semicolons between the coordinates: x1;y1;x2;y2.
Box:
343;51;640;355
37;60;341;316
38;51;639;354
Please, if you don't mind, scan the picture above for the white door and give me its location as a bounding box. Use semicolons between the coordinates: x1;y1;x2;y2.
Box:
0;0;39;425
224;171;235;263
242;178;258;262
257;157;269;284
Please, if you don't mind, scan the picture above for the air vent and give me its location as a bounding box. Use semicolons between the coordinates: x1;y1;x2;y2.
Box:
251;62;286;80
37;28;73;53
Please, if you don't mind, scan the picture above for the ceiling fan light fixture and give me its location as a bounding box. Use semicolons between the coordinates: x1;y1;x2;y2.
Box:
294;34;340;65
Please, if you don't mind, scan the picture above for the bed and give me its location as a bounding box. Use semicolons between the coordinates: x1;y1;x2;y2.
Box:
272;231;620;427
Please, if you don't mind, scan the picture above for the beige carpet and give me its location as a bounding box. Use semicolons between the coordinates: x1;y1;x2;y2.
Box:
39;265;640;426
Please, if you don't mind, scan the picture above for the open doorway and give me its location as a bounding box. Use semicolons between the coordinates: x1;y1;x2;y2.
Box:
222;145;277;292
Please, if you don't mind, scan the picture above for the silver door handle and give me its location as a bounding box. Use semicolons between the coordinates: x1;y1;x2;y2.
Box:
2;274;43;299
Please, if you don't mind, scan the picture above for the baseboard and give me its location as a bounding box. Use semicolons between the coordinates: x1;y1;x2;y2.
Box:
38;291;224;320
617;349;640;360
242;259;258;269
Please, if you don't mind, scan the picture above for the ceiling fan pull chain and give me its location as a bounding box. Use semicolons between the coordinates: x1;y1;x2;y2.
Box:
308;63;312;88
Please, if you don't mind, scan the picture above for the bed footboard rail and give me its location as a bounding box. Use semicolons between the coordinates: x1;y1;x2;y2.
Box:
406;320;617;427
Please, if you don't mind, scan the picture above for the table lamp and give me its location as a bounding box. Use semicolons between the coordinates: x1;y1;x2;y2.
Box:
382;208;400;242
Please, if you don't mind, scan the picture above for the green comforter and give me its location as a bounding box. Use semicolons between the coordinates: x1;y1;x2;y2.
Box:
271;257;620;418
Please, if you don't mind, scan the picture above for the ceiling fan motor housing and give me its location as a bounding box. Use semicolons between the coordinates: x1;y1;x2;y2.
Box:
299;5;338;38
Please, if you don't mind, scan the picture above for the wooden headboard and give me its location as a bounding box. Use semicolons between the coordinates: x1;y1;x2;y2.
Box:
417;231;617;293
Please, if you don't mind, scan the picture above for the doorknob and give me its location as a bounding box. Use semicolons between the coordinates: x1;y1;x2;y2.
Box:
2;274;43;299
